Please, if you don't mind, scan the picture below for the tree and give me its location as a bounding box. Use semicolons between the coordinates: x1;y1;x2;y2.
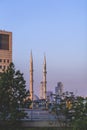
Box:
0;63;29;122
51;91;87;129
72;96;87;129
51;91;77;127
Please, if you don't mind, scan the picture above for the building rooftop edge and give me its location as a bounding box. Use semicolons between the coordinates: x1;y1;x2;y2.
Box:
0;30;12;33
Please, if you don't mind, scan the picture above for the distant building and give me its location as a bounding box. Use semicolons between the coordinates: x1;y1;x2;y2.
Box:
55;82;63;96
46;91;53;103
0;30;12;72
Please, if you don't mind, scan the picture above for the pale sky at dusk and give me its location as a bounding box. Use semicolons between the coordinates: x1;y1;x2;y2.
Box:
0;0;87;97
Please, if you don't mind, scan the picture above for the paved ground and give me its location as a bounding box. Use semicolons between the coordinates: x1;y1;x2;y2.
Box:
18;109;65;127
22;109;56;121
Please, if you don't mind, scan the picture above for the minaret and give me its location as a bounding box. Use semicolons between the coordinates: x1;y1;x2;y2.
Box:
40;81;43;99
43;55;47;100
29;51;33;102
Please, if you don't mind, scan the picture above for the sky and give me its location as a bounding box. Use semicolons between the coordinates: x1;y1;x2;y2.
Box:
0;0;87;97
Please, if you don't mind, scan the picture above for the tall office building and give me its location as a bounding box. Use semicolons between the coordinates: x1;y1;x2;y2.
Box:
0;30;12;72
55;82;63;96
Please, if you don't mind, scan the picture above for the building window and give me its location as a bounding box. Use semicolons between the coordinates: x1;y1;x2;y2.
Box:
0;65;2;69
0;34;9;50
4;59;6;63
7;59;9;63
0;59;2;62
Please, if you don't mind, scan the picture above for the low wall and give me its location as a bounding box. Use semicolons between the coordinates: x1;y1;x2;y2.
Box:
19;120;69;127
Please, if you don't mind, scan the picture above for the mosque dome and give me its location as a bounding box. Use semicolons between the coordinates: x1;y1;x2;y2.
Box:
33;95;39;101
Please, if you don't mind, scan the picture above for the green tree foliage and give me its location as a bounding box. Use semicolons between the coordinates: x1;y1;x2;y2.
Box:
52;91;87;129
72;96;87;129
0;63;29;121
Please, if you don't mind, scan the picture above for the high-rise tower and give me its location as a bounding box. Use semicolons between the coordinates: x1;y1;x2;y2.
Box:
55;82;63;96
43;55;47;100
29;51;33;101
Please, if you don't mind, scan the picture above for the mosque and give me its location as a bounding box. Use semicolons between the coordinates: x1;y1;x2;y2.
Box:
0;30;63;108
0;30;47;103
29;51;47;102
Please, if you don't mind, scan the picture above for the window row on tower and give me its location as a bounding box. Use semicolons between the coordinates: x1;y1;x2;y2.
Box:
0;65;9;70
0;59;9;63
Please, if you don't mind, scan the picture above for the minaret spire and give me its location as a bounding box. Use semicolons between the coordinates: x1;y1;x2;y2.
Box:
43;54;47;100
29;51;34;102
